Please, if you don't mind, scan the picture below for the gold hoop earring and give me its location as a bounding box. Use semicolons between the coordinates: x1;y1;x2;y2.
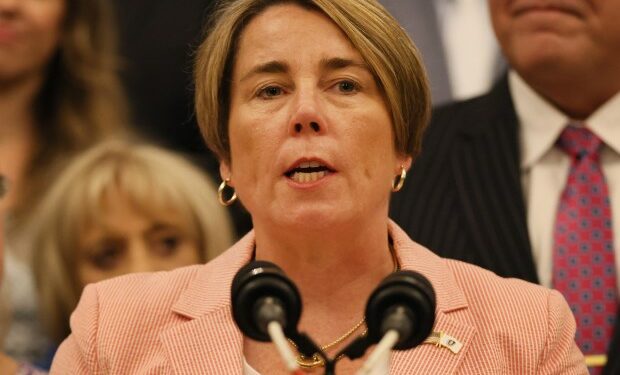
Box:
218;178;237;206
391;166;407;192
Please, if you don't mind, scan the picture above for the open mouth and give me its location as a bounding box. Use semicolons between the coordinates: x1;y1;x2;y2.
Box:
285;161;334;183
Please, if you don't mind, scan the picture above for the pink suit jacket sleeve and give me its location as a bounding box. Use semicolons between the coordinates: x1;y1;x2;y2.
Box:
538;289;586;374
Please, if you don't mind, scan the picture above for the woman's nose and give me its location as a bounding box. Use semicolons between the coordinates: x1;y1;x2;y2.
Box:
128;242;158;274
288;90;327;136
293;121;321;134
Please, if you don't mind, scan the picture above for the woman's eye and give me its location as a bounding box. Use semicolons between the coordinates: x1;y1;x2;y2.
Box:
89;243;123;270
337;80;359;94
153;234;182;256
257;85;283;99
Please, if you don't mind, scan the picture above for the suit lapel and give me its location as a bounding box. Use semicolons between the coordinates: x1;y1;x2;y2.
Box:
159;308;243;374
389;222;477;374
159;232;255;374
390;310;476;374
451;78;538;282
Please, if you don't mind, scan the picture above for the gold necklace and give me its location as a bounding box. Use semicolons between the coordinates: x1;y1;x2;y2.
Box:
289;319;368;369
289;243;399;370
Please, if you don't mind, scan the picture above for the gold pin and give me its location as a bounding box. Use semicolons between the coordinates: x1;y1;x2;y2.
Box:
422;331;463;354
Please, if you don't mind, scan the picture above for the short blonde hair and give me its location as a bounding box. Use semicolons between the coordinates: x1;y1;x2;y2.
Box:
194;0;430;164
31;140;235;342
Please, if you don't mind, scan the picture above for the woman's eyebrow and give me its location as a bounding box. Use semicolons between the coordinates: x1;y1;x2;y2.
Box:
240;60;290;82
320;57;369;72
145;222;177;234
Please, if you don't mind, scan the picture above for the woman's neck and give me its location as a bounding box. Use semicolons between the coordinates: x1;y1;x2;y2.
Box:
0;73;41;138
252;215;395;337
0;73;41;212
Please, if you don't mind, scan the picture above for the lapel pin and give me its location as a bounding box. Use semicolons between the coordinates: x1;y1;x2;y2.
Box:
423;331;463;354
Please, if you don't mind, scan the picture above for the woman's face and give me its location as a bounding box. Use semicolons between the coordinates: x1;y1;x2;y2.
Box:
76;193;201;287
222;4;410;231
0;0;66;82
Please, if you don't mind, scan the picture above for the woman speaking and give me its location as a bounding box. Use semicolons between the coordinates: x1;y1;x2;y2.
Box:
51;0;586;373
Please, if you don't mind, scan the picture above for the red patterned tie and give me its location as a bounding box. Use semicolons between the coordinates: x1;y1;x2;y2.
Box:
553;125;618;372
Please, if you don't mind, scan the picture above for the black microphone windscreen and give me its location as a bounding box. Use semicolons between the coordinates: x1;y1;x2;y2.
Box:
231;260;302;342
364;270;436;350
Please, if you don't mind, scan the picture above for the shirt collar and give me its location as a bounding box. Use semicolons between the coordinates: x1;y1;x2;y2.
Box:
509;71;567;170
509;71;620;169
587;91;620;155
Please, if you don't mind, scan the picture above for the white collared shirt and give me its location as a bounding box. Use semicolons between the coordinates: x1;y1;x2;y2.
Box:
510;71;620;290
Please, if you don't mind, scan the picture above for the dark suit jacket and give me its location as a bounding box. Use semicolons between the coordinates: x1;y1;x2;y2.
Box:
389;77;619;373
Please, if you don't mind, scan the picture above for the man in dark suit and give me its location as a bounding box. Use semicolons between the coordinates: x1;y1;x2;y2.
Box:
390;2;620;374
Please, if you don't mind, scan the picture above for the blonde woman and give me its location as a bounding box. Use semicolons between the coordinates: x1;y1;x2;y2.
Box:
28;140;234;359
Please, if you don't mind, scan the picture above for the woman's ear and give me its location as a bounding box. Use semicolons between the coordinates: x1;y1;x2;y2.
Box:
398;155;413;173
219;161;233;186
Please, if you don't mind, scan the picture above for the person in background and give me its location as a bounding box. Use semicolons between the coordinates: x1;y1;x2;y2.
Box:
390;1;620;374
0;176;46;374
0;0;128;364
380;0;504;105
51;0;585;373
26;140;235;368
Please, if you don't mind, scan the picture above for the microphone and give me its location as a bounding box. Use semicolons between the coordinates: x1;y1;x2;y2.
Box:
231;260;304;373
357;270;436;374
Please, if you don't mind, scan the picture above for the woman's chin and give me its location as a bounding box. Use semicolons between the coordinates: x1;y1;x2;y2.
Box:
270;206;352;232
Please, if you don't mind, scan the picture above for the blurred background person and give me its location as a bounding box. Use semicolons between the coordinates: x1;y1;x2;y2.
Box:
0;176;45;374
28;140;234;369
381;0;504;104
0;0;128;365
391;1;620;373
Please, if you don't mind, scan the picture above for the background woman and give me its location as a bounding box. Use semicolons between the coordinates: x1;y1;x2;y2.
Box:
0;0;127;363
29;140;234;359
0;177;45;374
51;0;586;373
0;0;127;225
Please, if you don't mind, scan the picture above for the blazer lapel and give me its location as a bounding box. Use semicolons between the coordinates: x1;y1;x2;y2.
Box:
159;308;243;374
451;78;538;283
391;311;476;374
159;232;255;374
389;222;477;374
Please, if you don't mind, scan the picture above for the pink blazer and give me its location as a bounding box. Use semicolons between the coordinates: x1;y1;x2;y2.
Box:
51;221;587;374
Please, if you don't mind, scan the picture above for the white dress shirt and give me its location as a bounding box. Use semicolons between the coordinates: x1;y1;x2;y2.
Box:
510;71;620;291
